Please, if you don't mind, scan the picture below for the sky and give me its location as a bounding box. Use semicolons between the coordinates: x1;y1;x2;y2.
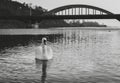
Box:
13;0;120;26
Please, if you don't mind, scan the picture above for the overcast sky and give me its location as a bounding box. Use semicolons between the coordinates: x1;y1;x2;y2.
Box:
14;0;120;26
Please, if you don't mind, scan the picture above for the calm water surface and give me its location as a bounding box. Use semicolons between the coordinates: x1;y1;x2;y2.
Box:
0;27;120;83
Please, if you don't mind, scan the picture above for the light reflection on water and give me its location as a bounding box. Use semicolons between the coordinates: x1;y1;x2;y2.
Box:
0;28;120;83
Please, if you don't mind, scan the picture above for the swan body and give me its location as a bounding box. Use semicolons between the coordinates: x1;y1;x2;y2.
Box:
35;45;53;60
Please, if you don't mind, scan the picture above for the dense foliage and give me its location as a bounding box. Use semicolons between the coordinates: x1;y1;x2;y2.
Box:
0;0;46;16
39;20;106;28
0;0;46;28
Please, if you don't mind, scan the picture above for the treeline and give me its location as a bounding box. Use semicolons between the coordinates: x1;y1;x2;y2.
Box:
69;21;106;27
38;20;106;28
39;20;70;28
0;0;46;16
0;0;46;28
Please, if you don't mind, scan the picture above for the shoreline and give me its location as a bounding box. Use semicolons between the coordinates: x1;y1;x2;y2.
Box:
0;27;120;35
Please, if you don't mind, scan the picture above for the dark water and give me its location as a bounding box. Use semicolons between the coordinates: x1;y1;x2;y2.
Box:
0;28;120;83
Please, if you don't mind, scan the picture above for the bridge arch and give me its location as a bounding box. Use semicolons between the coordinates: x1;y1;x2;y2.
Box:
46;4;113;15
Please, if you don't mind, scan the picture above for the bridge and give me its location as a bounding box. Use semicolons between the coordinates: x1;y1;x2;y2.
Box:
0;4;120;22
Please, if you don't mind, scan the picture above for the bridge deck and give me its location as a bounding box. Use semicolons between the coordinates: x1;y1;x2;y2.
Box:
0;14;120;21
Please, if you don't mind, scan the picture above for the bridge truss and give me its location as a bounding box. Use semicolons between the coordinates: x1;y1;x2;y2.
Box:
47;4;113;15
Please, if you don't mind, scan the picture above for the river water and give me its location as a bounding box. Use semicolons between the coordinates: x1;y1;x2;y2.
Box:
0;27;120;83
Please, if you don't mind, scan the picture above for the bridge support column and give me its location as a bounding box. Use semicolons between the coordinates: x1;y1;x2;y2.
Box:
88;9;90;15
100;11;103;15
62;11;63;15
81;8;83;15
79;8;80;15
75;8;76;15
93;9;96;15
72;8;73;15
93;9;94;15
68;9;69;15
95;10;96;15
86;8;87;15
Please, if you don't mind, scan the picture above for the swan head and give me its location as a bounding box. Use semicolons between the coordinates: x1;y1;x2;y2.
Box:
42;37;47;45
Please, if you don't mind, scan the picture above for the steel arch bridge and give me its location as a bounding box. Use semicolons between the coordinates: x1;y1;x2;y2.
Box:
0;4;120;21
46;4;113;15
42;4;120;21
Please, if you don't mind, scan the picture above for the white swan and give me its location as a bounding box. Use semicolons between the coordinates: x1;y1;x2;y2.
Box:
35;37;53;60
35;37;53;83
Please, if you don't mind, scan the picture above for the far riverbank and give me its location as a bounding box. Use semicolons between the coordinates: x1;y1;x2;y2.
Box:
0;27;120;35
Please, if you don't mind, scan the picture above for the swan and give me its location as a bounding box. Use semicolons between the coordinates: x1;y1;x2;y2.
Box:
35;37;53;83
35;37;53;60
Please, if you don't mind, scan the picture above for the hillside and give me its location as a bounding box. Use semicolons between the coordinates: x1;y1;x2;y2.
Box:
0;0;46;16
0;0;46;28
